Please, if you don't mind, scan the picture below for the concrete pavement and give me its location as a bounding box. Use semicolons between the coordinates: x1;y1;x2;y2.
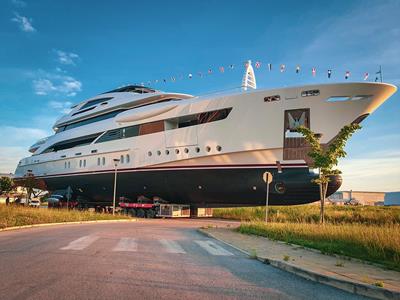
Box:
0;219;369;300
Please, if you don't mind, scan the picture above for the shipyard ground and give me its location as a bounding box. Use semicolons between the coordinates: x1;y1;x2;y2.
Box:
0;219;368;300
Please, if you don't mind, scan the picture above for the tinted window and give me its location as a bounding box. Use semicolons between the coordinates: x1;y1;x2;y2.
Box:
42;133;102;153
80;97;113;110
63;110;125;131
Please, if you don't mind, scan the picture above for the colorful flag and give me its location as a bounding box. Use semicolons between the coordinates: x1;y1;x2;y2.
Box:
268;63;272;71
364;72;369;80
312;67;316;77
219;66;224;73
296;65;300;73
345;71;350;80
280;64;285;72
255;61;261;69
328;69;332;78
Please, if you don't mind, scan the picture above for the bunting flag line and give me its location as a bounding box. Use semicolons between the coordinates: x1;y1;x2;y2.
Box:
136;59;378;86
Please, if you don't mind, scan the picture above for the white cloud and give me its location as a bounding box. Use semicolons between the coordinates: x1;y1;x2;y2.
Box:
55;50;80;66
339;150;400;192
0;126;48;145
0;147;29;174
48;100;73;114
33;74;82;97
11;12;35;32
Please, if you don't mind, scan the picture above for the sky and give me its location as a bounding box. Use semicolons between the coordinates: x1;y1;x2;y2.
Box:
0;0;399;192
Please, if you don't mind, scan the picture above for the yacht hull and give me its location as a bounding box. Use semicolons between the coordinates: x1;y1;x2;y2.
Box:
37;166;342;207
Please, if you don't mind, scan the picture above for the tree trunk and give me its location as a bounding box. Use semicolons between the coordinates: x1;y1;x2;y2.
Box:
320;181;329;224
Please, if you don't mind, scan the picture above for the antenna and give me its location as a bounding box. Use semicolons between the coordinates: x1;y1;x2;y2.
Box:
242;60;257;91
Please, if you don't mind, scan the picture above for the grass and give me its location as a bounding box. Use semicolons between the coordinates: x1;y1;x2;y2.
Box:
238;222;400;271
0;204;131;229
214;205;400;225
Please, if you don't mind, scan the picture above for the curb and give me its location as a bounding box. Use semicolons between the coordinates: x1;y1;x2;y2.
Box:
198;229;400;300
0;219;137;232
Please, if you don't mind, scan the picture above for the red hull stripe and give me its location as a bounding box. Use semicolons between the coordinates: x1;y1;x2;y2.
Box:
18;163;308;179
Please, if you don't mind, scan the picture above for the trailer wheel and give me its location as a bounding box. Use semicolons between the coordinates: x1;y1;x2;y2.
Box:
136;209;145;218
146;209;156;218
129;209;137;217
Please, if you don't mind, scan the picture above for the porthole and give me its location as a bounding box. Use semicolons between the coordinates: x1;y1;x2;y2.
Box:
275;182;286;194
184;148;189;153
195;147;200;153
165;150;170;155
216;145;222;152
206;146;211;152
148;151;152;157
175;149;180;154
157;150;161;156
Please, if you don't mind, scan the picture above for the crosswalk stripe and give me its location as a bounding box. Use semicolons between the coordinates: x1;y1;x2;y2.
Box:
194;240;234;256
112;238;138;252
159;239;186;254
60;235;99;250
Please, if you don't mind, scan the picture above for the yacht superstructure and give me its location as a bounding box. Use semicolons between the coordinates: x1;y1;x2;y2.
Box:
14;64;397;207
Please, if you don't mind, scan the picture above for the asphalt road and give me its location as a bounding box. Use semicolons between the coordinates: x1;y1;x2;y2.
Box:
0;219;369;300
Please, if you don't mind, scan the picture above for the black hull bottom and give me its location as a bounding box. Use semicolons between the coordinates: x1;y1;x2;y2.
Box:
39;167;342;207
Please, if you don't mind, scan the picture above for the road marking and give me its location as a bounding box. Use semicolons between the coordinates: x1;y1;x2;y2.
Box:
112;238;137;252
61;235;99;250
159;239;186;254
195;240;234;256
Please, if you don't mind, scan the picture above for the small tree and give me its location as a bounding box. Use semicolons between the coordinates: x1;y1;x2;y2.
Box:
0;176;14;195
297;123;361;224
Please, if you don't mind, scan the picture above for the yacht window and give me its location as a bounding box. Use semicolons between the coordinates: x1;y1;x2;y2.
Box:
264;95;280;102
102;157;105;165
120;155;124;164
94;108;232;145
327;96;351;102
126;154;130;163
79;97;113;110
97;157;101;166
72;106;96;116
68;161;71;168
79;160;82;167
83;160;86;167
42;132;102;153
103;85;155;94
57;109;125;133
301;90;320;97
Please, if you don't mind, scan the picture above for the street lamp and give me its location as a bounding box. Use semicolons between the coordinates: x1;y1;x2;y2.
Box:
112;158;120;215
